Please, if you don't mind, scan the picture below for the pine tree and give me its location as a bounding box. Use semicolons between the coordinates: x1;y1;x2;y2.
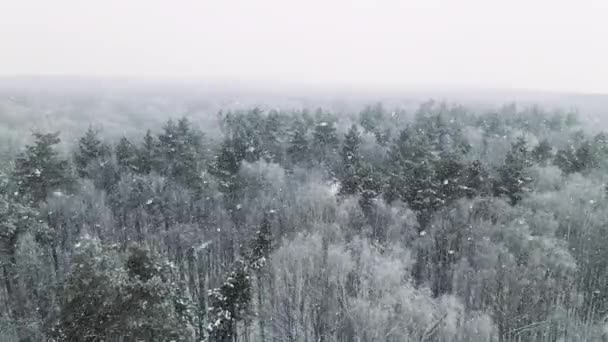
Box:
120;246;194;341
339;124;362;195
137;129;156;174
210;139;244;212
554;147;577;174
359;102;385;133
52;239;193;341
386;127;441;229
531;139;553;166
221;109;263;163
494;137;533;205
312;113;339;163
14;132;73;204
74;127;110;177
248;214;273;269
553;137;598;174
574;140;597;171
115;136;138;172
207;260;252;342
0;182;49;340
51;237;124;341
463;160;490;197
178;117;206;188
248;215;273;341
262;111;284;163
287;120;310;166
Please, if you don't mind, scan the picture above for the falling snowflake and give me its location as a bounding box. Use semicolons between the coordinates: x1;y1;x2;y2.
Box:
146;199;154;205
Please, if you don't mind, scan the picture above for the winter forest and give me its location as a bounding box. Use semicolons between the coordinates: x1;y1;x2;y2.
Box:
2;89;608;342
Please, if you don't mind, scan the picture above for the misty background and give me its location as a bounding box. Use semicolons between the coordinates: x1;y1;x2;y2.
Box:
1;0;608;93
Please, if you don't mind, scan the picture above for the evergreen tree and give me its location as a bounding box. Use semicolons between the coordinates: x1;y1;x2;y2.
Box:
74;127;110;177
434;151;468;201
463;160;490;197
287;120;310;166
554;146;577;174
52;239;193;341
574;140;597;171
312;114;339;163
210;139;244;212
339;124;362;195
385;127;442;229
14;132;73;204
51;237;124;340
248;214;273;269
374;128;391;146
115;136;138;172
359;102;385;133
248;215;273;342
207;260;252;342
554;137;598;174
137;129;156;174
593;132;608;168
261;111;284;163
158;118;202;183
221;109;264;163
494;137;533;205
120;246;194;341
0;181;49;340
531;139;553;166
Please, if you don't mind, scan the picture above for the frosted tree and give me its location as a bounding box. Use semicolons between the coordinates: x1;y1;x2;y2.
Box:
74;126;111;178
14;132;73;204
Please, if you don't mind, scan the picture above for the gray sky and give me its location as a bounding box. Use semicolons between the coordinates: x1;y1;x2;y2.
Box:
1;0;607;93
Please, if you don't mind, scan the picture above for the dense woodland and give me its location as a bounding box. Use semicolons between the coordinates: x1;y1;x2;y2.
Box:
2;100;608;341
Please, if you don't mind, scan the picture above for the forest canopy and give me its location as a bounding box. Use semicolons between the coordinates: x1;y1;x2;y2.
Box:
1;100;608;341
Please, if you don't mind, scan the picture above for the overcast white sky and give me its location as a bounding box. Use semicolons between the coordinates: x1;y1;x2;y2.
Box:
1;0;608;93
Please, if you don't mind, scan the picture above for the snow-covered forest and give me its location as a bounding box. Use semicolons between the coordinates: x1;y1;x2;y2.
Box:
2;90;608;342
